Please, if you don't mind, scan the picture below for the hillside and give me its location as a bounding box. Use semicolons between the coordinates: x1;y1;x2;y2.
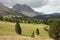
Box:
0;3;42;24
0;21;48;37
0;2;24;16
34;13;60;19
0;21;53;40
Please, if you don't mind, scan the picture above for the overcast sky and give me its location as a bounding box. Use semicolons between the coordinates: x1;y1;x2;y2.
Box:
0;0;49;8
0;0;60;14
34;0;60;14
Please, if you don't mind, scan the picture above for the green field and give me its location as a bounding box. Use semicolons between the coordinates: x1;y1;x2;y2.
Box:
0;21;49;37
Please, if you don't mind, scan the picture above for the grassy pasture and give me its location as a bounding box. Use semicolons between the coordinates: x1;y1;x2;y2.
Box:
0;21;49;38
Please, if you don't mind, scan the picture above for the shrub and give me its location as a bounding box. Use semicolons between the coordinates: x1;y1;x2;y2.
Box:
15;22;22;35
49;19;60;40
36;28;40;35
31;31;35;38
44;26;49;31
0;15;3;20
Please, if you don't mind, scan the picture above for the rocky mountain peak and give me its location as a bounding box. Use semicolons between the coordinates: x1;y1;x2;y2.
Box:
13;4;40;17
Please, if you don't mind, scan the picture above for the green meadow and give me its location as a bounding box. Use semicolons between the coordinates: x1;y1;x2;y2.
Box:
0;21;49;37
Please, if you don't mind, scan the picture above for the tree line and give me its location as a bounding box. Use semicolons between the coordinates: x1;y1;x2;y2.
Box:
0;15;42;24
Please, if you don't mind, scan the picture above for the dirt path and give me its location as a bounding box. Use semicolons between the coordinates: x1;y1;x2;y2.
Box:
0;35;53;40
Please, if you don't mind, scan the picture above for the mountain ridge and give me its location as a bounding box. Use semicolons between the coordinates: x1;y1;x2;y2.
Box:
34;13;60;19
0;2;25;17
12;4;41;17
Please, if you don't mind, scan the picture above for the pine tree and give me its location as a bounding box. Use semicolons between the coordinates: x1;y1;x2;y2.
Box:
36;28;40;35
15;22;22;35
31;31;35;38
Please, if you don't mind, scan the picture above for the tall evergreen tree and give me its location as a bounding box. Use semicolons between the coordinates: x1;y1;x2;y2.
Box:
36;28;40;35
15;21;22;35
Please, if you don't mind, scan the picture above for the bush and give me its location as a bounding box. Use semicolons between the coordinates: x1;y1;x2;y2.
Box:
44;26;49;31
31;31;35;38
0;15;3;20
36;28;40;35
15;22;22;35
49;19;60;40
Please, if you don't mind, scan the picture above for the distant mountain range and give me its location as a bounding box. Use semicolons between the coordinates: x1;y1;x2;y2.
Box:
34;13;60;19
0;3;42;17
0;2;60;19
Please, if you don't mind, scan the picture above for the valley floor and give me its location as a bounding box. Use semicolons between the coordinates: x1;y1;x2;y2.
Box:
0;35;53;40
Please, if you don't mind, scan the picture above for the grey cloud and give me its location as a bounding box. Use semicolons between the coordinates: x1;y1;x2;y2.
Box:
0;0;49;8
27;0;48;8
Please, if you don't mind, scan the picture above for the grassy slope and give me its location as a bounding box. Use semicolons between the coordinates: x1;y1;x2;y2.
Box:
0;21;49;38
